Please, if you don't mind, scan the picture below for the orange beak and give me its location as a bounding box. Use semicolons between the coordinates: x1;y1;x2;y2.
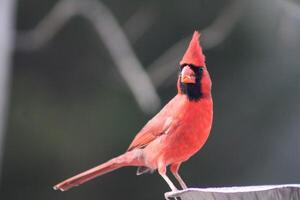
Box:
181;66;196;84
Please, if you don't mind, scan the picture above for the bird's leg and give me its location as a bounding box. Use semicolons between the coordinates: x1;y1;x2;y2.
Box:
160;173;178;200
158;166;178;191
170;163;188;189
158;164;178;200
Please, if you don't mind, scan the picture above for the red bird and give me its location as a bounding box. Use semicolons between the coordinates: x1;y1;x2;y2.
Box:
54;31;213;192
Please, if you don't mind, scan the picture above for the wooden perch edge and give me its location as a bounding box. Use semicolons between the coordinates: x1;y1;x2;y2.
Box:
165;184;300;200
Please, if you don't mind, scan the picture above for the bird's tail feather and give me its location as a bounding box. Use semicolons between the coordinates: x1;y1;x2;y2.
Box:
53;149;143;191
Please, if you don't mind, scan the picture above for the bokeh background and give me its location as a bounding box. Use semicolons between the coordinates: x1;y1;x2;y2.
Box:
1;0;300;199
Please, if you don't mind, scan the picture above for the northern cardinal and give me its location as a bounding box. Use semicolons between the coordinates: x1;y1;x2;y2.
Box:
54;31;213;192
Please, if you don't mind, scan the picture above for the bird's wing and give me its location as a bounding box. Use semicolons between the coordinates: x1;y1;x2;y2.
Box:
127;114;172;151
127;97;179;151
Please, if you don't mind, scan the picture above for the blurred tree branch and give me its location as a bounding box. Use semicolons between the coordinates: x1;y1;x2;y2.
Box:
123;4;159;43
278;0;300;48
15;0;247;113
0;0;16;182
17;0;160;114
17;0;78;51
147;0;246;88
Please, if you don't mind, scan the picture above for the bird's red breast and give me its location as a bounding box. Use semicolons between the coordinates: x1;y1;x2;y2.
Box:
140;94;213;169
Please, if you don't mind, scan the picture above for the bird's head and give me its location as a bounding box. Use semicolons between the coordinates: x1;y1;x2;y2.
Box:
177;31;212;101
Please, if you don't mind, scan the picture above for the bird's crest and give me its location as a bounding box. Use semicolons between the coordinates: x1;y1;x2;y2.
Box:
180;31;206;67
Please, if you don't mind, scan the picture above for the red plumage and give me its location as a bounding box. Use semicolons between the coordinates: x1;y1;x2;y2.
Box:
180;31;206;67
54;31;213;192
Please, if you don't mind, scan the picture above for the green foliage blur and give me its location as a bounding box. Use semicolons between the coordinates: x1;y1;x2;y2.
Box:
1;0;300;199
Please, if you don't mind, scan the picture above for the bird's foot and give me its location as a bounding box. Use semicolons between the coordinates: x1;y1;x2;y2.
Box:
164;191;179;200
164;192;172;200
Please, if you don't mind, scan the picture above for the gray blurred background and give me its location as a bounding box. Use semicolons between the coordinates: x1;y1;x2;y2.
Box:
1;0;300;199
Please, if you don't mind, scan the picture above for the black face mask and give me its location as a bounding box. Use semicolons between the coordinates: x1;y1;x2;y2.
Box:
179;65;203;101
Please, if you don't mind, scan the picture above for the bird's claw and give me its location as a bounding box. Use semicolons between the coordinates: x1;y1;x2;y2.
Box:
164;191;179;200
164;192;172;200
